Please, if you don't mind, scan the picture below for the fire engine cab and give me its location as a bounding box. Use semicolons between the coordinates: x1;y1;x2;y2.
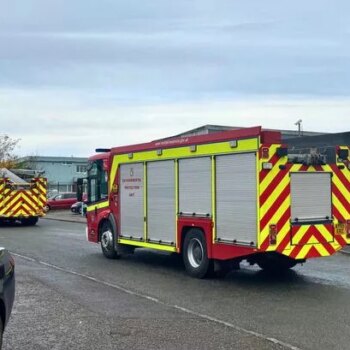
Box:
80;126;350;278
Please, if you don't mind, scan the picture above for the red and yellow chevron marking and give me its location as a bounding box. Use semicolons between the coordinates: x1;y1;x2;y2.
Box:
258;145;350;260
332;145;350;246
0;177;47;218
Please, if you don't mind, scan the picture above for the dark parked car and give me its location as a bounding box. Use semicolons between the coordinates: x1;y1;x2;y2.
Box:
0;248;15;349
70;201;87;215
44;192;77;211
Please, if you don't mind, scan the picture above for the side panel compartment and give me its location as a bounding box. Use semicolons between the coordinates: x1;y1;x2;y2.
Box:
179;157;212;216
290;172;332;223
120;163;144;239
216;152;257;245
147;160;176;243
290;172;333;245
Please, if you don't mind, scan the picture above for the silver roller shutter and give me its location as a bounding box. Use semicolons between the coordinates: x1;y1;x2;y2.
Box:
147;160;176;243
290;172;332;223
179;157;212;216
216;153;257;245
120;163;144;239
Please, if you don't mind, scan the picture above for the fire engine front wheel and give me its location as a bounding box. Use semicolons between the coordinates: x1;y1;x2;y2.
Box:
100;221;120;259
183;229;213;279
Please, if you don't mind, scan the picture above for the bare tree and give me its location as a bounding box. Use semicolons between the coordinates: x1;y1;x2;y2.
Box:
0;134;20;169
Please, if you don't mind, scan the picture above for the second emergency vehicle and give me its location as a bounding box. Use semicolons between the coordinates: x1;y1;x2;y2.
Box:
0;174;47;225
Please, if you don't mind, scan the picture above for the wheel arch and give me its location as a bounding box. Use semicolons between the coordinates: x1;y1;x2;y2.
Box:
97;218;110;242
97;214;118;242
179;224;213;258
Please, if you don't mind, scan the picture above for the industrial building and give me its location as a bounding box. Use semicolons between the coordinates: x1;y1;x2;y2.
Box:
164;124;326;140
15;156;88;193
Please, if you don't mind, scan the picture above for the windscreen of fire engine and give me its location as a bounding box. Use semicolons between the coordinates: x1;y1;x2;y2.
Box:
290;172;332;223
87;161;108;203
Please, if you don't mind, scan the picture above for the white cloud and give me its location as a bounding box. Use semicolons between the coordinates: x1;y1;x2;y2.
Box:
1;0;349;158
1;88;349;157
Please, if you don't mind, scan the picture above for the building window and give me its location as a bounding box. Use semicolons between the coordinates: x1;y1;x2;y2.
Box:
76;165;87;173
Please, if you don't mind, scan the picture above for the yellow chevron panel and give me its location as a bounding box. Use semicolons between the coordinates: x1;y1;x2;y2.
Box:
259;196;290;245
0;177;47;218
317;225;334;242
332;195;349;221
260;174;290;217
332;173;350;200
291;225;308;245
260;160;286;194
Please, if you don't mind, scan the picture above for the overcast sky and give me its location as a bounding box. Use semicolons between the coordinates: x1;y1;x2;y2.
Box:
1;0;350;157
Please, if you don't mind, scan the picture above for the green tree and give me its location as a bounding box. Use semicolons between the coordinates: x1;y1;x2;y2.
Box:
0;134;20;169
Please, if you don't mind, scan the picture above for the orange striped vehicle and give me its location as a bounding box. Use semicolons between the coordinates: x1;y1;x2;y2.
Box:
83;127;350;277
0;177;47;225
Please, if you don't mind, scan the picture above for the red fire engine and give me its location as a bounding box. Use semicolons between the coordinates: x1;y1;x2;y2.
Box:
80;127;350;278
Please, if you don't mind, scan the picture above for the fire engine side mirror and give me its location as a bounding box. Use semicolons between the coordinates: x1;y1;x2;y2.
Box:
77;178;84;202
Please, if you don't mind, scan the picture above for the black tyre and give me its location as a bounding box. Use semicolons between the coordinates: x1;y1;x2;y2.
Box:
183;229;213;278
257;253;297;273
43;204;50;212
21;217;38;226
100;221;120;259
0;317;3;350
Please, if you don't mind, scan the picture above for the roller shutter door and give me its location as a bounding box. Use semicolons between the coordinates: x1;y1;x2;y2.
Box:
179;157;212;216
147;160;176;243
290;172;332;223
216;153;257;245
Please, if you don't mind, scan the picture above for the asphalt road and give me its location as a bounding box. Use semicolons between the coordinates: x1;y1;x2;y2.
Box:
1;220;350;350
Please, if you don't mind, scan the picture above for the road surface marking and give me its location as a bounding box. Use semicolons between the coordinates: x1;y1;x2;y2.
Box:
12;252;301;350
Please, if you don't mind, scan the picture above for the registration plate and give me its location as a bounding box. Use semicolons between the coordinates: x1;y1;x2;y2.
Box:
336;223;346;235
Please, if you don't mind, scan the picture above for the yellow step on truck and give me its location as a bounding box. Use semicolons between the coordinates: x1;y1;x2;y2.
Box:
0;174;47;225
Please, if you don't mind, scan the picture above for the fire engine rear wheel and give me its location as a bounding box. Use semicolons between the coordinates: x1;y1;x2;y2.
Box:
100;221;120;259
21;217;38;226
183;229;213;279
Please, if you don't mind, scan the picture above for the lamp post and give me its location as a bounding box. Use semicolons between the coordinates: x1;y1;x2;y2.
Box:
295;119;303;137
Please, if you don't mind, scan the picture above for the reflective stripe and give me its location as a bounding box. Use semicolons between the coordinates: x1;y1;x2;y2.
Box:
118;238;177;252
86;201;109;212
